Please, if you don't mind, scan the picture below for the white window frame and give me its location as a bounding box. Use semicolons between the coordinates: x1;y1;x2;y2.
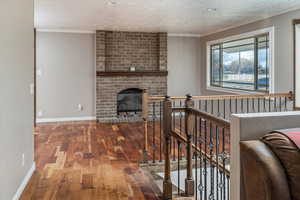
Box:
206;27;275;94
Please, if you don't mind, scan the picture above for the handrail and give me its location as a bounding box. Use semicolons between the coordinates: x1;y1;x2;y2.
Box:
187;108;230;128
172;107;185;112
148;92;293;102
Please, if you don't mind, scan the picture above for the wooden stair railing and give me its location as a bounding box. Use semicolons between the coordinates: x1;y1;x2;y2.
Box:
162;95;231;199
184;95;195;196
141;91;294;165
142;92;294;199
141;91;294;200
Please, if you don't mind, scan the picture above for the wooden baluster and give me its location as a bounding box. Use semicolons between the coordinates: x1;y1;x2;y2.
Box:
163;96;173;200
142;89;149;163
185;94;195;196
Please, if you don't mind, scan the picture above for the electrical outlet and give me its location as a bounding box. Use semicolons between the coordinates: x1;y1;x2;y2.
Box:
38;110;43;117
22;154;25;166
78;104;83;111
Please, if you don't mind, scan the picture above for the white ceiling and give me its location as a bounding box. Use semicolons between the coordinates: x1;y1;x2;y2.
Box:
35;0;300;35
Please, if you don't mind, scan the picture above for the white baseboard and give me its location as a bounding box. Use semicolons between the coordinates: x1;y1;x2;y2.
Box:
36;116;96;123
12;162;36;200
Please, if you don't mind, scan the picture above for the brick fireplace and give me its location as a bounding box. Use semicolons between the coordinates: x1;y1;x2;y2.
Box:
96;31;168;121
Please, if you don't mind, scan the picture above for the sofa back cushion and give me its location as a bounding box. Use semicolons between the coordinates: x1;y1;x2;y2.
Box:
262;129;300;200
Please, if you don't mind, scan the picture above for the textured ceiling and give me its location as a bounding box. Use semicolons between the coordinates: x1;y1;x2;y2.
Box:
35;0;300;35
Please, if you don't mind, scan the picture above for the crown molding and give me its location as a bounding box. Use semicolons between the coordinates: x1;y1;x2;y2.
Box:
200;5;300;37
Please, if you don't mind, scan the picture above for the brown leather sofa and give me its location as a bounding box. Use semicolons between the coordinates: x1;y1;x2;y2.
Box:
240;128;300;200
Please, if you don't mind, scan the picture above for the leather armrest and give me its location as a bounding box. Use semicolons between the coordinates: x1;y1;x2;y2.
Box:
240;141;291;200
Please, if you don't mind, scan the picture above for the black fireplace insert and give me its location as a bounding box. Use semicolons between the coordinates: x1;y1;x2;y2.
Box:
117;88;143;115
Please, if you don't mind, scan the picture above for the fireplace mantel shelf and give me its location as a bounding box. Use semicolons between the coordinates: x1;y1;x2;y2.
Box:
97;71;168;77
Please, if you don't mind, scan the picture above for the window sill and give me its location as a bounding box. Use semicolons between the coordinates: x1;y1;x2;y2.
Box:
207;86;268;95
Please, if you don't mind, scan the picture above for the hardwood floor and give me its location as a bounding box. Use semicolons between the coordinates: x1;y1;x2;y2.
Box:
21;121;160;200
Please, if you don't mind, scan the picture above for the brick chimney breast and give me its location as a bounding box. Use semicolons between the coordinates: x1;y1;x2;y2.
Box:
95;31;168;121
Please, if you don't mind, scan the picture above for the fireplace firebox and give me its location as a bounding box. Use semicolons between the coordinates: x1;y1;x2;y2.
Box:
117;88;143;116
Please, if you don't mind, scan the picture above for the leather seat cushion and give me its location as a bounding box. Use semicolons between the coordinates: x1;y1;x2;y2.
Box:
262;131;300;200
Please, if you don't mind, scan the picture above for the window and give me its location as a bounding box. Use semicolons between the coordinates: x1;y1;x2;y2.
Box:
209;34;270;92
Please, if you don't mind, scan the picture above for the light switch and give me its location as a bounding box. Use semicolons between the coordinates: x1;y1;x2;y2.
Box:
38;110;43;117
78;104;83;111
37;68;42;76
30;83;34;95
22;154;25;166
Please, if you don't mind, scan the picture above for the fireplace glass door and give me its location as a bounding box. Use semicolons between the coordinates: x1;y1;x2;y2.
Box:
117;88;143;116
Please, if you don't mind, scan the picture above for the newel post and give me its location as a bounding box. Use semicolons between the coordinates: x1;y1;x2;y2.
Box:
142;89;149;163
185;94;195;196
163;96;173;200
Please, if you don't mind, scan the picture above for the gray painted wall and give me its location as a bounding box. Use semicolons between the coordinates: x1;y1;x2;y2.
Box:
36;34;200;119
199;8;300;95
0;0;34;199
36;32;95;119
168;36;201;96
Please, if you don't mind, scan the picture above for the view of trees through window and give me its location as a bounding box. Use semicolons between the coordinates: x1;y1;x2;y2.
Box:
211;34;269;92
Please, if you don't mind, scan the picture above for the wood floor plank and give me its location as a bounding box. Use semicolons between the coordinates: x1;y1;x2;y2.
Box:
20;122;160;200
